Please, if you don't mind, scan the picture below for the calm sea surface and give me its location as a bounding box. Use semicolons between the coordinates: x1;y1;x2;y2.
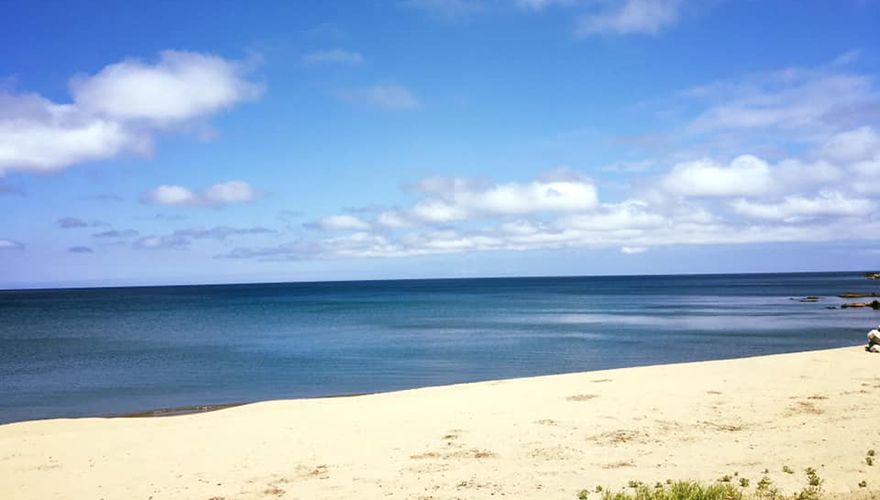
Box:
1;272;878;424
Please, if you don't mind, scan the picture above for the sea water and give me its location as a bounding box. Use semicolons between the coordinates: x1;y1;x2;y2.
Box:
1;272;877;424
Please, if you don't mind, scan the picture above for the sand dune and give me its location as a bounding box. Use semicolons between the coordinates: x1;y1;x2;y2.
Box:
2;347;879;499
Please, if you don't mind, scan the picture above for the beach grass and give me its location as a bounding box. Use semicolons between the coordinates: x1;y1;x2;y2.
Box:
580;468;825;500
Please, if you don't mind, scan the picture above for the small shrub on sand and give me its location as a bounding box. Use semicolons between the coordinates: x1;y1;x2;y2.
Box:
859;481;867;488
582;469;824;500
596;481;744;500
782;466;794;474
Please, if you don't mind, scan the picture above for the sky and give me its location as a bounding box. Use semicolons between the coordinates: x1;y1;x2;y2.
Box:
1;0;879;288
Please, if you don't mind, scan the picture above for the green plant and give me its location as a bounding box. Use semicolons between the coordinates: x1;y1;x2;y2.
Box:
595;486;604;493
869;449;876;457
792;468;823;500
804;468;822;488
859;480;868;488
740;478;750;488
597;481;744;500
720;475;732;483
782;465;794;474
867;456;874;466
578;489;590;500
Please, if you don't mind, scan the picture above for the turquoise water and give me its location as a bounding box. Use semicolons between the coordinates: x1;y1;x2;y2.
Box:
1;272;877;424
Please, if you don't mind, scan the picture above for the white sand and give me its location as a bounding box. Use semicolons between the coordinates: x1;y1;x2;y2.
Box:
2;347;879;499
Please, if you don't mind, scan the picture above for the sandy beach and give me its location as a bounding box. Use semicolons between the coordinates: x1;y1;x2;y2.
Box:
1;346;879;499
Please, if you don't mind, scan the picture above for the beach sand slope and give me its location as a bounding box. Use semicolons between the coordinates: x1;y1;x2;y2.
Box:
2;347;879;499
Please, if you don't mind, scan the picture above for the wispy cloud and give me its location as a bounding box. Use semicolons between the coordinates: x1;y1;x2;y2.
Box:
92;229;139;239
133;235;191;251
301;49;364;65
576;0;684;36
57;217;106;229
0;238;24;250
305;215;372;231
68;246;95;254
143;180;259;207
134;225;275;251
401;0;486;18
337;83;420;110
0;50;263;175
172;226;274;239
688;73;878;135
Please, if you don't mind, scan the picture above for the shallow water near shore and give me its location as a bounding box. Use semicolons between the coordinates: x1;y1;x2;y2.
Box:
1;271;877;424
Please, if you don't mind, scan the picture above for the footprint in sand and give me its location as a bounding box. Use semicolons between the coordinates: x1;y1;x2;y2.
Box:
567;394;599;402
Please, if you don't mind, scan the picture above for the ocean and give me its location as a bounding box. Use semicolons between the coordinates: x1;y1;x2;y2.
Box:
1;272;877;424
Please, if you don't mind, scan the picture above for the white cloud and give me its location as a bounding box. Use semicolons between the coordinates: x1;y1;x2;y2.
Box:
0;50;261;175
132;235;190;250
659;155;774;197
144;180;257;207
621;246;647;254
71;50;261;124
147;185;197;206
412;199;471;222
577;0;683;36
377;210;412;228
203;180;256;205
0;238;24;250
819;126;880;164
307;215;372;231
559;201;668;231
0;92;146;174
338;83;420;110
404;173;599;223
730;191;875;221
301;49;364;65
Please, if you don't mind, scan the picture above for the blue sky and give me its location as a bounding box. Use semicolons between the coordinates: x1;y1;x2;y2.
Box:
1;0;879;288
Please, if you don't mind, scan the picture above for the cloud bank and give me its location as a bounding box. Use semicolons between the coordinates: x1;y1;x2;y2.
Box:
219;123;880;262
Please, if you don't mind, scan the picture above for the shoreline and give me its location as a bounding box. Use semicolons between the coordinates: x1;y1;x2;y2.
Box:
3;345;880;499
3;342;863;425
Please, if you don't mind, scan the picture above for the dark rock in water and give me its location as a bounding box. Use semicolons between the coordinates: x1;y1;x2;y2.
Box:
842;300;880;309
839;292;879;298
796;296;820;302
863;272;880;280
825;306;837;309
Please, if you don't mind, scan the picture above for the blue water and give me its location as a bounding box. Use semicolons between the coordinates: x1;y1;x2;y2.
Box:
1;272;877;424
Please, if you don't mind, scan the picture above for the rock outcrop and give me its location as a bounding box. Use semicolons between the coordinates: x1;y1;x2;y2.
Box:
842;300;880;309
839;292;879;299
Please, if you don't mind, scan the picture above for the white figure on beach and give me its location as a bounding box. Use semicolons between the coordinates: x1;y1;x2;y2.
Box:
868;326;880;352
